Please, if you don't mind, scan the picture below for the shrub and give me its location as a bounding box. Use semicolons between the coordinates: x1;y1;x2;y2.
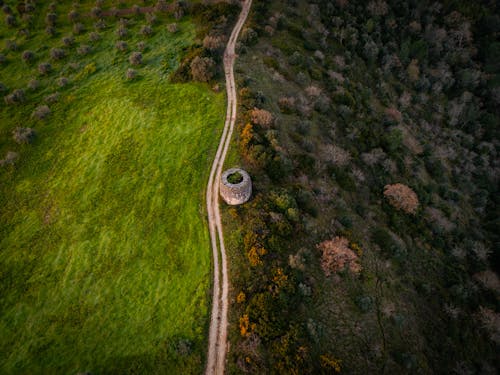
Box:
109;7;118;18
57;77;68;87
32;105;51;119
4;89;25;105
44;92;60;103
68;10;79;22
73;22;84;35
140;25;153;37
94;19;106;31
167;23;178;33
0;151;19;167
383;183;419;214
12;127;36;144
38;62;52;75
45;26;56;36
45;12;57;26
2;5;12;15
241;27;258;45
115;41;128;52
50;48;65;60
77;45;91;55
203;35;224;52
27;79;39;90
21;50;35;63
6;40;17;51
146;13;157;25
5;14;16;27
89;32;101;42
190;56;215;82
117;26;128;38
25;2;35;13
132;4;141;15
90;7;102;19
317;236;362;276
62;36;74;47
0;53;5;64
137;41;146;51
129;51;143;66
156;0;168;12
126;68;137;80
250;108;274;127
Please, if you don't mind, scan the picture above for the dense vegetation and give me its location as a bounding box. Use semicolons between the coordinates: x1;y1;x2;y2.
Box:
0;0;236;373
225;0;499;373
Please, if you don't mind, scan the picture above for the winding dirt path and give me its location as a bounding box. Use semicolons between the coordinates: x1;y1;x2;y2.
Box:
205;1;252;374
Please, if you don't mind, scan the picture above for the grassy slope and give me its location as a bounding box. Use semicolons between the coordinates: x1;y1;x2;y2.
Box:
0;1;224;373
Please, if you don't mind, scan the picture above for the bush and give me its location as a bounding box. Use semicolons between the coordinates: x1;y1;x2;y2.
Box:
45;26;56;36
203;35;225;52
383;183;419;214
146;13;157;25
94;19;106;31
45;12;57;26
50;48;66;60
73;22;85;35
21;50;35;63
129;51;143;66
115;41;128;52
167;23;178;33
38;62;52;75
4;89;25;105
250;108;274;127
317;236;362;276
0;53;5;64
126;68;137;80
90;7;102;19
0;151;19;167
190;56;215;82
137;41;146;51
6;40;17;51
62;36;74;47
89;32;101;42
117;26;128;38
44;92;60;103
32;105;51;119
12;127;36;144
68;10;79;22
5;14;16;27
25;2;35;13
77;45;91;55
132;4;141;15
140;25;153;37
57;77;68;87
2;5;12;15
156;0;168;12
27;79;39;91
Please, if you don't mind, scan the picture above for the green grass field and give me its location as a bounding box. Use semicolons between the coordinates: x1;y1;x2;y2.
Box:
0;1;224;373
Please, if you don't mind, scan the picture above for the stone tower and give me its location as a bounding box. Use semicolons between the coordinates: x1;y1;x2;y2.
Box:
220;168;252;205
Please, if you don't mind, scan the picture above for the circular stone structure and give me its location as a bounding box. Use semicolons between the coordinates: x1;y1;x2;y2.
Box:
220;168;252;205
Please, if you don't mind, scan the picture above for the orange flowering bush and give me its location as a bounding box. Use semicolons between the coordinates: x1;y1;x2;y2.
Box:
383;183;419;214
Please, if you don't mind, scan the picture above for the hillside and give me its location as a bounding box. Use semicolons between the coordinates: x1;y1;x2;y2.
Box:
225;0;499;373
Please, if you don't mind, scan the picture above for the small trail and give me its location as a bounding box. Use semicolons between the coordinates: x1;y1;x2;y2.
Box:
205;1;252;374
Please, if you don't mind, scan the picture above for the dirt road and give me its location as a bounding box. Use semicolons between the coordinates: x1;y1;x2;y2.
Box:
205;1;252;374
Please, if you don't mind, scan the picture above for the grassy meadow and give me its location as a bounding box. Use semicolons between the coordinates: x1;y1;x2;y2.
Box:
0;1;224;373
